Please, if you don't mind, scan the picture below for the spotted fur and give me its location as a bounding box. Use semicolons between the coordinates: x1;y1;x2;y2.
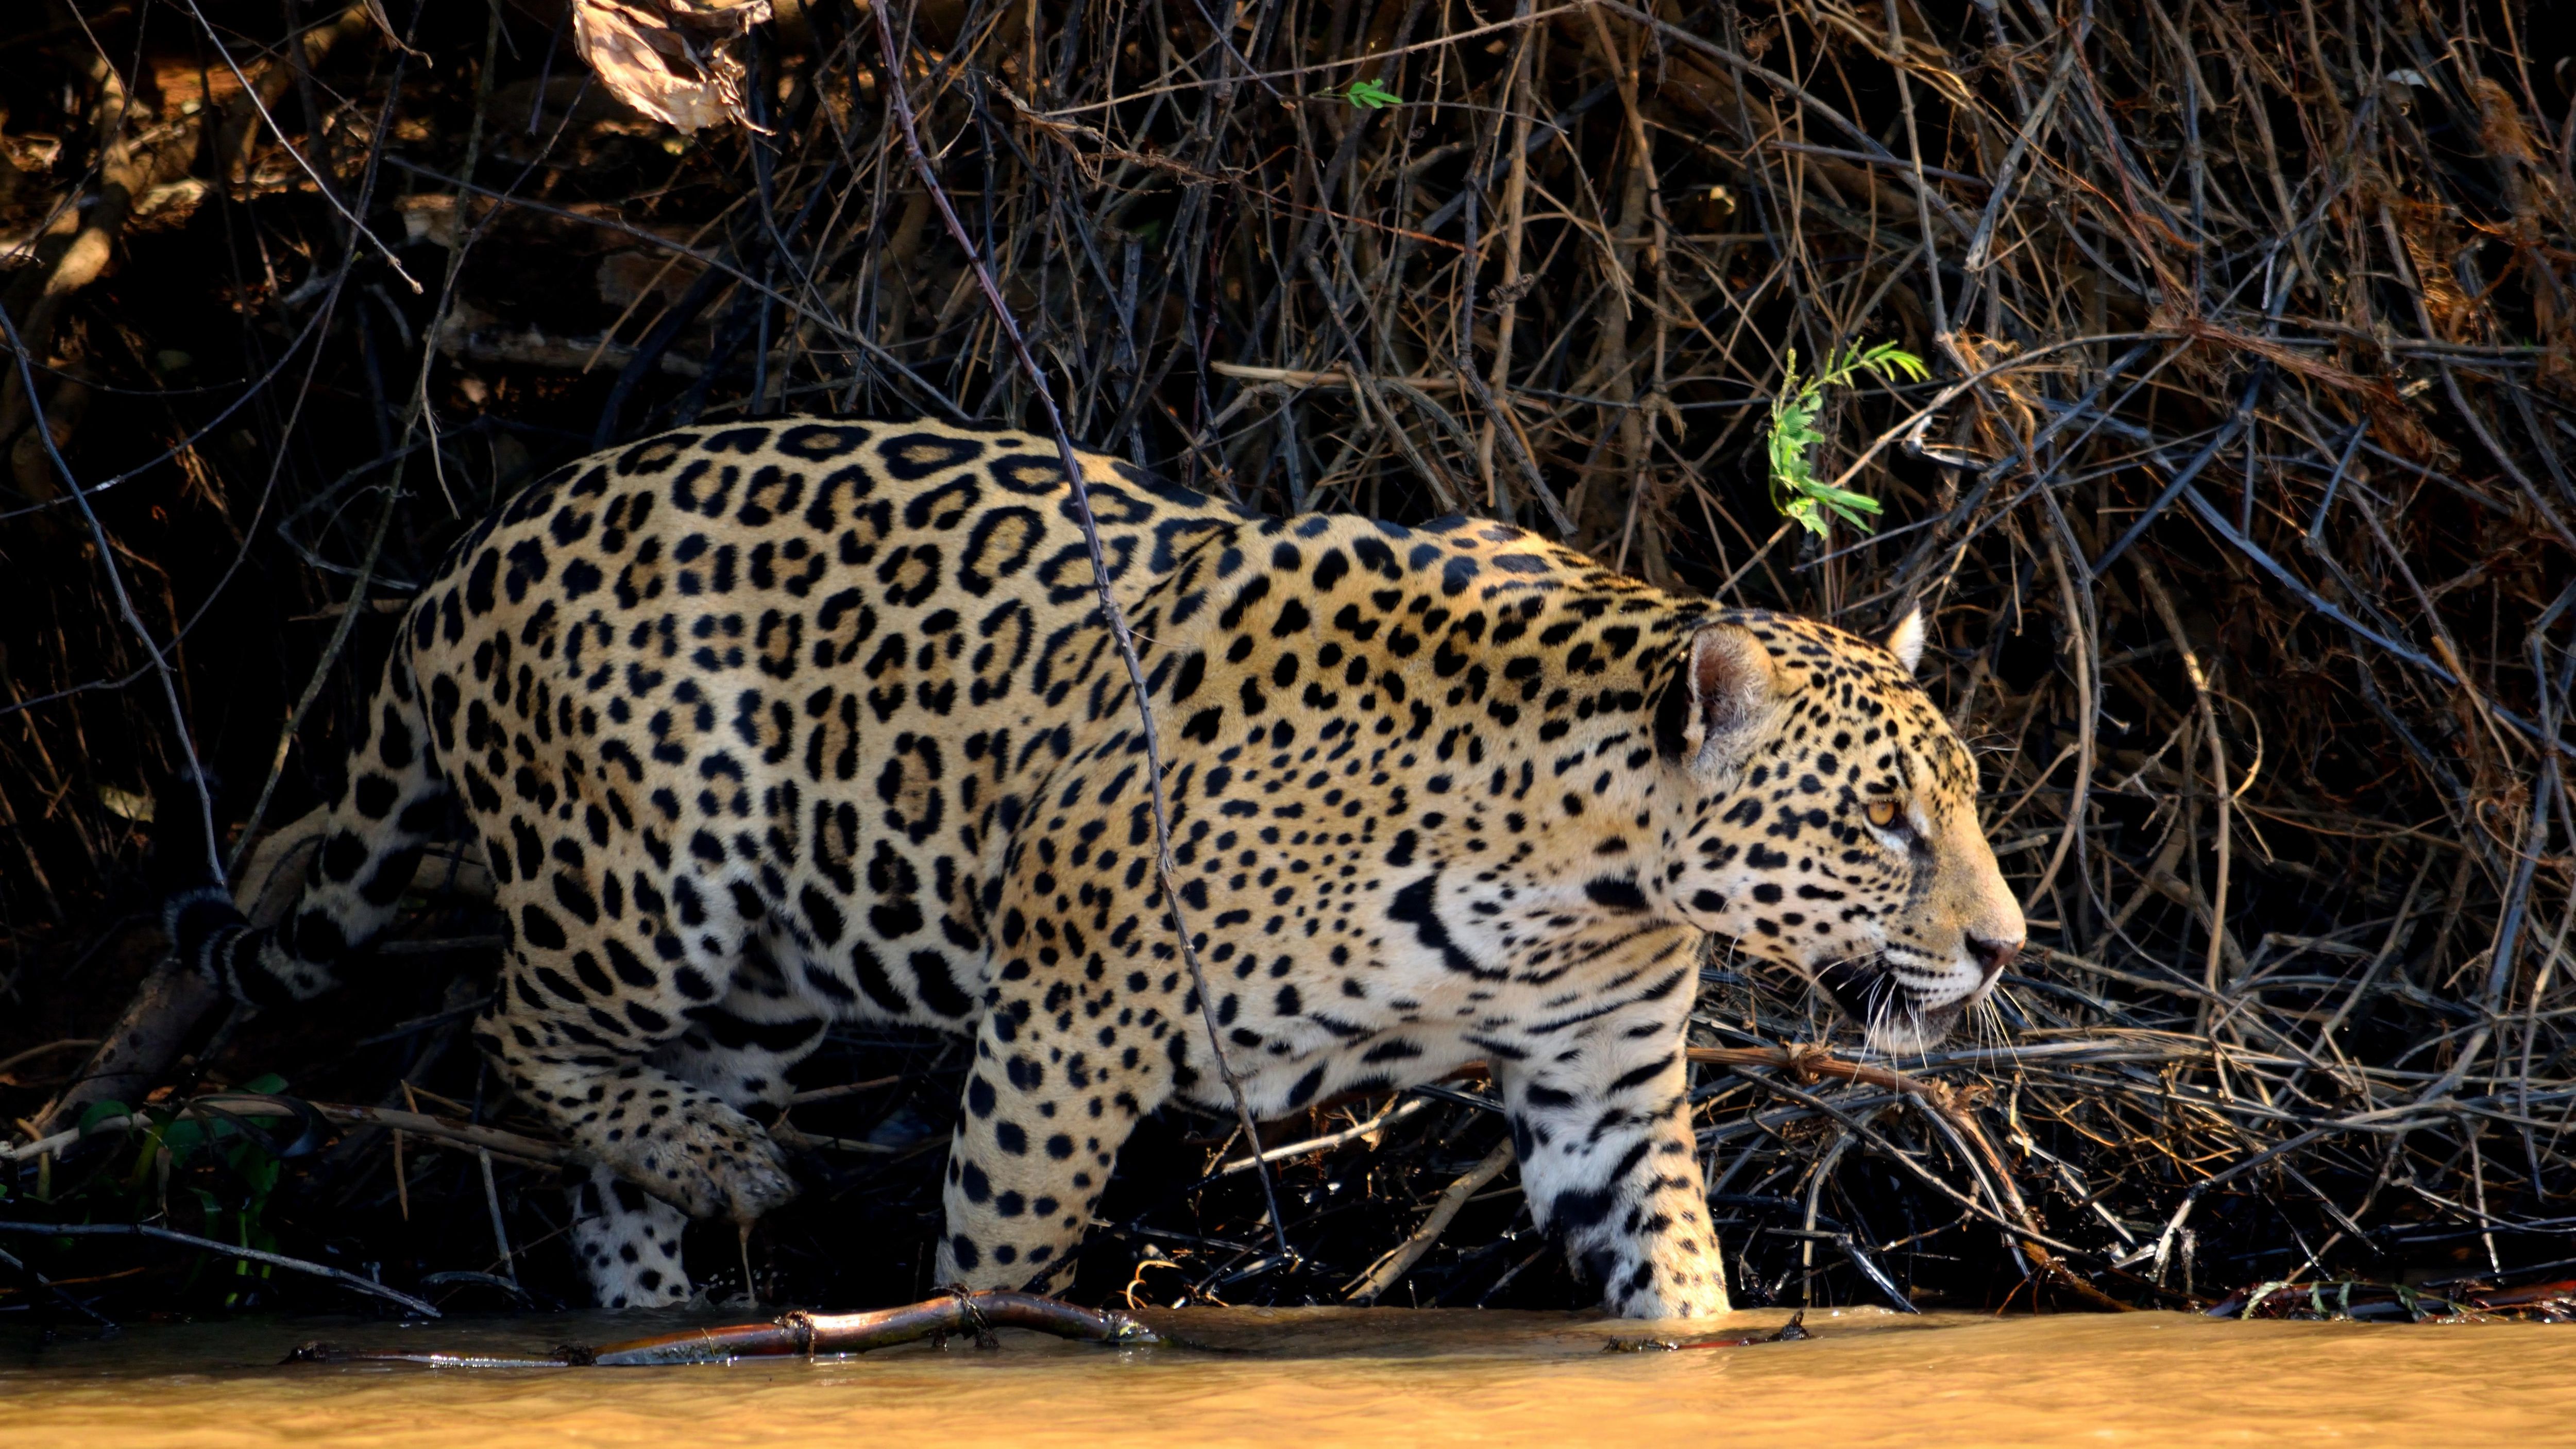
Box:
170;417;2023;1316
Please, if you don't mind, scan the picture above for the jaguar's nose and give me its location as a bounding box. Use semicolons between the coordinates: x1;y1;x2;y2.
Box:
1966;932;2022;981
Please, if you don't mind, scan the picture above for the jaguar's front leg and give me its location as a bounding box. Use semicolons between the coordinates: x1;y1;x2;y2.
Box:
1496;987;1728;1318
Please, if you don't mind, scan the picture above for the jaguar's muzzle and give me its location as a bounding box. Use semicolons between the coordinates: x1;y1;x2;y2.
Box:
1811;954;1987;1055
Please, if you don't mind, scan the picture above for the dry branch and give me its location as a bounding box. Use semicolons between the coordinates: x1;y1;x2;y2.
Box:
284;1288;1157;1365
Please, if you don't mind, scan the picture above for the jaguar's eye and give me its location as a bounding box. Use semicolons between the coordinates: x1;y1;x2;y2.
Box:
1865;799;1902;830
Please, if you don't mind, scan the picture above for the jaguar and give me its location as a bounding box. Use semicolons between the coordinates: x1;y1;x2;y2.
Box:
170;415;2024;1316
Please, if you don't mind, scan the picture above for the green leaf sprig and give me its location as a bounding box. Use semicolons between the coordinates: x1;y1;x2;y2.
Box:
1765;340;1929;538
1320;77;1403;110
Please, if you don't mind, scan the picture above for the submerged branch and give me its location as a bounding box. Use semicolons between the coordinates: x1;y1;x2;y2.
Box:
283;1290;1155;1366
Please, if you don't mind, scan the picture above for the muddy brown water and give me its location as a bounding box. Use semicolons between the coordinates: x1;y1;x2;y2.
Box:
3;1305;2569;1446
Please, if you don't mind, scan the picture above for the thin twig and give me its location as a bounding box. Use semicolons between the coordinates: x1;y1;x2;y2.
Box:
865;0;1295;1265
0;1221;438;1316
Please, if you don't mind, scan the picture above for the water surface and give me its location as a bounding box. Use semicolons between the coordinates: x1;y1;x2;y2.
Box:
4;1305;2567;1446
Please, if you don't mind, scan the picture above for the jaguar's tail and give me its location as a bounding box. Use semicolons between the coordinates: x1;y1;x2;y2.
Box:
167;642;449;1005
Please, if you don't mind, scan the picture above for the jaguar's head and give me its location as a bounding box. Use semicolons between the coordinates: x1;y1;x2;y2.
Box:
1656;606;2023;1054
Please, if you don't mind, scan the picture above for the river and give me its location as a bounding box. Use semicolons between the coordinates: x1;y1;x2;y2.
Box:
3;1305;2569;1446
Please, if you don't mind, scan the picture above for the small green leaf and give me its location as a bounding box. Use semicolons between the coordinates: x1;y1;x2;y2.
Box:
1763;337;1926;538
1321;77;1402;110
76;1099;133;1135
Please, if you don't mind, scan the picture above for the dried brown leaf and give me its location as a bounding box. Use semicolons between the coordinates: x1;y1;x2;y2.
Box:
571;0;772;133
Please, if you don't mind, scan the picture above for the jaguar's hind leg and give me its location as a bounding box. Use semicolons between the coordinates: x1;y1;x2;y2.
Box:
510;913;831;1308
645;930;832;1121
932;987;1172;1289
478;928;800;1229
569;1163;691;1308
575;934;829;1306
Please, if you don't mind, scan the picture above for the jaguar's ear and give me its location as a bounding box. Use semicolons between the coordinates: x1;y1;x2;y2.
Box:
1879;604;1927;674
1669;623;1787;769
